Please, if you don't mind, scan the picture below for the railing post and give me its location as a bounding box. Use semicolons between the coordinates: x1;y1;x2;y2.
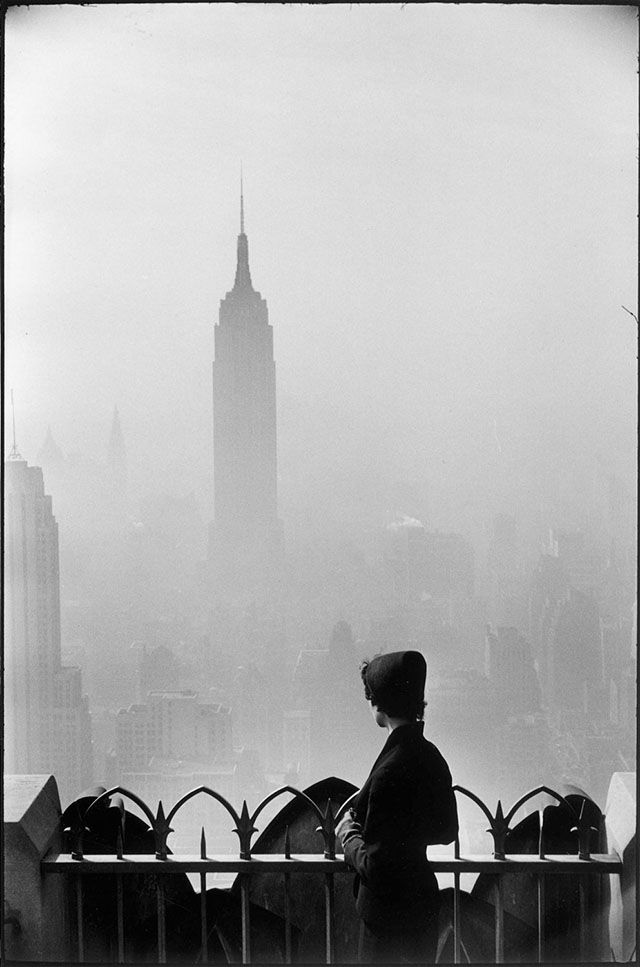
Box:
536;874;545;963
3;775;67;962
75;875;84;963
453;871;461;964
156;879;166;964
324;872;335;964
200;826;208;963
240;874;251;964
494;876;504;964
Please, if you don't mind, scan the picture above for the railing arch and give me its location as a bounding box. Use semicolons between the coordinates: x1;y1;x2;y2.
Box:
451;783;598;861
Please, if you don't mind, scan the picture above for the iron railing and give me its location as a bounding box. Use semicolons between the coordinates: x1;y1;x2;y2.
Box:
42;783;623;964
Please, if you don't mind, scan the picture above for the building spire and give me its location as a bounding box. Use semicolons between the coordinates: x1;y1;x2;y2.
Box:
8;390;23;460
233;173;253;292
240;165;245;235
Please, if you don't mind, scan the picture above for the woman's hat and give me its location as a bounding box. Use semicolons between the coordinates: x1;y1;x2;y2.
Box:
364;650;426;701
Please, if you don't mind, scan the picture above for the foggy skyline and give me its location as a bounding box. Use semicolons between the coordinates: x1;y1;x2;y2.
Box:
3;12;637;961
5;4;637;543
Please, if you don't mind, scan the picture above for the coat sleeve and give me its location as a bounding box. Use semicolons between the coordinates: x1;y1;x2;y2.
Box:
342;769;405;888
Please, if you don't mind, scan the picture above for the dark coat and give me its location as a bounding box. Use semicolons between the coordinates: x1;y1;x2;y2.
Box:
343;723;458;930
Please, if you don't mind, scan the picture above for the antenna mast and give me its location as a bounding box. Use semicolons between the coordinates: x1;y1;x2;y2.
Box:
8;389;22;460
240;164;245;235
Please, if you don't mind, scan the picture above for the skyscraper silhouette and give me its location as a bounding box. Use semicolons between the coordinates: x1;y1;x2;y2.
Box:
210;183;282;586
4;447;93;802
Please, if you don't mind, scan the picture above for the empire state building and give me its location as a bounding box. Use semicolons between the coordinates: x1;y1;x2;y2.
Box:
210;187;283;583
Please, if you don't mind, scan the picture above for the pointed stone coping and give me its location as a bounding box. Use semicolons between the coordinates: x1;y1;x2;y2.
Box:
605;771;636;962
4;774;62;857
605;772;636;857
4;775;65;962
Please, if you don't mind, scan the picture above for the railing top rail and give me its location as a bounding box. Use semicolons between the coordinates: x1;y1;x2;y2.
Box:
42;851;623;875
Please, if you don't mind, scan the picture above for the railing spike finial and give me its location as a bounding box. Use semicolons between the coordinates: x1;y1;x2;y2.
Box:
233;800;258;860
538;809;545;860
153;801;174;860
486;799;509;860
200;827;207;860
315;797;337;859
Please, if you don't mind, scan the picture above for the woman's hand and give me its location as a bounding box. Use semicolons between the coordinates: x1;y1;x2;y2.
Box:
335;809;362;849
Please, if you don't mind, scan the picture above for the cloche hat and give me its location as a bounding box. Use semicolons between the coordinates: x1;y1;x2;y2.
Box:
364;650;426;703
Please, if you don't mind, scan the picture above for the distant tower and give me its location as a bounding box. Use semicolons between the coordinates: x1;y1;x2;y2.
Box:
105;406;128;527
107;405;127;491
37;425;65;469
211;181;282;582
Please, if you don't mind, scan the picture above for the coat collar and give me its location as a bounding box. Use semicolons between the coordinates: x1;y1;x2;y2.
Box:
372;722;424;767
382;721;424;749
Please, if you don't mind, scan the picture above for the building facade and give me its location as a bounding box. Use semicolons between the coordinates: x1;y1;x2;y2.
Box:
115;690;233;774
4;456;93;803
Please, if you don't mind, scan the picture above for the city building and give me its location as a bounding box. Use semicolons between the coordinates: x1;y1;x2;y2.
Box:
383;518;475;604
549;528;604;596
487;514;527;628
114;690;233;775
282;709;312;780
528;553;570;707
426;666;500;807
114;690;239;851
484;625;541;715
551;587;606;720
210;184;283;586
4;452;93;804
289;622;374;786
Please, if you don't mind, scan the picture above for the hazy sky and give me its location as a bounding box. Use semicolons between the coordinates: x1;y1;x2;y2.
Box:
5;3;638;534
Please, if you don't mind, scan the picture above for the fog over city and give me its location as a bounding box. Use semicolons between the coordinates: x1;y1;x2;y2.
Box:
4;2;637;862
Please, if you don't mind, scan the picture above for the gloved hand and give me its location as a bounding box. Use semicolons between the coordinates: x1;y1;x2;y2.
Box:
335;809;362;849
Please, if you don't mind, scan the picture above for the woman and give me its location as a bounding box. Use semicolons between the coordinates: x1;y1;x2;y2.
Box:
335;650;458;964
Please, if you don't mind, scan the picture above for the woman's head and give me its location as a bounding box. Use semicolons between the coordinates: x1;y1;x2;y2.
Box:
360;651;427;722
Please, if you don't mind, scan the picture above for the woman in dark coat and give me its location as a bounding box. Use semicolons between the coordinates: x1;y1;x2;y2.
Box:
335;651;458;964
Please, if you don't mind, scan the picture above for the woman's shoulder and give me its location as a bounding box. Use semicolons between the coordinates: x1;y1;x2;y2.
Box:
420;737;454;779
